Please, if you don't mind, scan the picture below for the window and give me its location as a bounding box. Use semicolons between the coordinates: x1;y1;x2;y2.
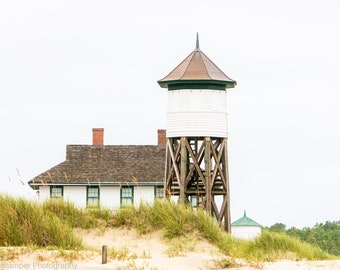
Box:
189;195;198;208
87;186;99;207
121;186;134;207
50;186;63;199
154;186;164;199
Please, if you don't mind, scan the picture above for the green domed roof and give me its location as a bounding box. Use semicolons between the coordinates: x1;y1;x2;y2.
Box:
231;211;262;227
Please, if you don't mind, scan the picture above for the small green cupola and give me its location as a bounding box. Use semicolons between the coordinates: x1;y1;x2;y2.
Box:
231;211;262;227
158;33;236;91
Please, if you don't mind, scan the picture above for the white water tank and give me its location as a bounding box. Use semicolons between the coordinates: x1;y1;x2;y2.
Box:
158;34;236;139
166;89;228;137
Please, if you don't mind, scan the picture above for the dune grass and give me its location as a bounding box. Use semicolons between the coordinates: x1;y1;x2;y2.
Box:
0;195;81;249
0;194;335;262
111;200;336;261
42;199;112;229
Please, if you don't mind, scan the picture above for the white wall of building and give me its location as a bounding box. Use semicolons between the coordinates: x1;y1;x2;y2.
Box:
64;186;86;208
100;186;120;209
167;89;228;137
38;185;158;209
231;226;262;240
134;186;154;205
38;186;50;201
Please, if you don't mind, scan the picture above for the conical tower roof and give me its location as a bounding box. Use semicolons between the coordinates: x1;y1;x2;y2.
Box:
231;211;262;227
158;34;236;90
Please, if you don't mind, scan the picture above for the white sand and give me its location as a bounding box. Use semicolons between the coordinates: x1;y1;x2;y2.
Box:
1;228;340;270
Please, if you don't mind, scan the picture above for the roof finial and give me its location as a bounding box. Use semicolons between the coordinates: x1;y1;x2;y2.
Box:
195;32;200;51
244;210;247;217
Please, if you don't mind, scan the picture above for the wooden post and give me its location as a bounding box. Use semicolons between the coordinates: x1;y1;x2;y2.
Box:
223;138;231;233
179;137;187;204
204;137;212;214
165;138;172;199
102;245;107;264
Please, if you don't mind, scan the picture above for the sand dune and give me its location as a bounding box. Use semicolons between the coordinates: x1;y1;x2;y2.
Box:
1;228;340;270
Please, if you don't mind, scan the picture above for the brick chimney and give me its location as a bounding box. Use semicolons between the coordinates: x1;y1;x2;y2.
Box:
157;129;166;146
92;128;104;146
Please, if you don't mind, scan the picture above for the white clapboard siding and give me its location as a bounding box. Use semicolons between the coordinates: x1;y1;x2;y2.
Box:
167;89;228;137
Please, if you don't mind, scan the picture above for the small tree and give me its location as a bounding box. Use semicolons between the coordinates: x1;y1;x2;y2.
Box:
268;223;287;233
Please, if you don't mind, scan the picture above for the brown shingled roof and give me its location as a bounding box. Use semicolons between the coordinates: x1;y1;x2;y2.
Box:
158;34;236;89
28;145;166;186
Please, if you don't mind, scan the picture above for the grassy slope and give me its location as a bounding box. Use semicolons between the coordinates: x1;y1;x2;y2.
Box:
0;194;335;262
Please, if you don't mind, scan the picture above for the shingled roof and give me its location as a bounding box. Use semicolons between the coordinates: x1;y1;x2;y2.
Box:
28;145;166;186
158;33;236;90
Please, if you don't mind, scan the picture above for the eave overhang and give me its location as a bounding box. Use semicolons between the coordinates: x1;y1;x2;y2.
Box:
159;79;236;90
29;182;164;187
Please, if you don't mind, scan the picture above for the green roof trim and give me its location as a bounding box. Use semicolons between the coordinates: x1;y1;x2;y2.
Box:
161;80;235;90
231;211;262;227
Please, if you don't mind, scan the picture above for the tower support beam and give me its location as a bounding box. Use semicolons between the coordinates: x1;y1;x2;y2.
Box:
180;137;188;204
204;137;212;215
165;136;231;232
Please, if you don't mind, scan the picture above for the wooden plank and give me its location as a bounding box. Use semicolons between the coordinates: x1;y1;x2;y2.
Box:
167;141;181;186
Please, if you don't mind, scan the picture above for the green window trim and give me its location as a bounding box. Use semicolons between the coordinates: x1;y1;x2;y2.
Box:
50;186;63;199
154;185;164;199
189;195;198;208
120;186;134;207
87;186;100;207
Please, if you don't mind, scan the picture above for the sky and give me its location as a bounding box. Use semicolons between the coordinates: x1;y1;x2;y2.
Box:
1;0;340;229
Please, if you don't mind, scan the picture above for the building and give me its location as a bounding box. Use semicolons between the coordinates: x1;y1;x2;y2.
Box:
28;128;166;208
158;34;236;231
28;35;238;232
231;211;262;240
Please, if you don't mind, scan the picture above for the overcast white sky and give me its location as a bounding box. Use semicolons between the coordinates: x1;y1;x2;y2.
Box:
1;0;340;229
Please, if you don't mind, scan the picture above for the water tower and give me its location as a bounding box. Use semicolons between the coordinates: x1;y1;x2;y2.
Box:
158;34;236;231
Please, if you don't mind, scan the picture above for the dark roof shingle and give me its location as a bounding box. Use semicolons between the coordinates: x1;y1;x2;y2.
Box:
29;145;166;185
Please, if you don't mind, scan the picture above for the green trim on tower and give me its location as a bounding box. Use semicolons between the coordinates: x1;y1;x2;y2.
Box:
163;80;235;90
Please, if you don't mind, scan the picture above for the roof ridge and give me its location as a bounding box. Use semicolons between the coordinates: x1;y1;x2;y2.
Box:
200;51;232;81
199;51;212;80
179;51;195;80
193;34;212;80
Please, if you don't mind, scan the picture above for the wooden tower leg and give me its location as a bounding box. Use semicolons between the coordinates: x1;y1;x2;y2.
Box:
223;138;231;232
204;137;212;215
165;136;231;232
179;137;188;204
